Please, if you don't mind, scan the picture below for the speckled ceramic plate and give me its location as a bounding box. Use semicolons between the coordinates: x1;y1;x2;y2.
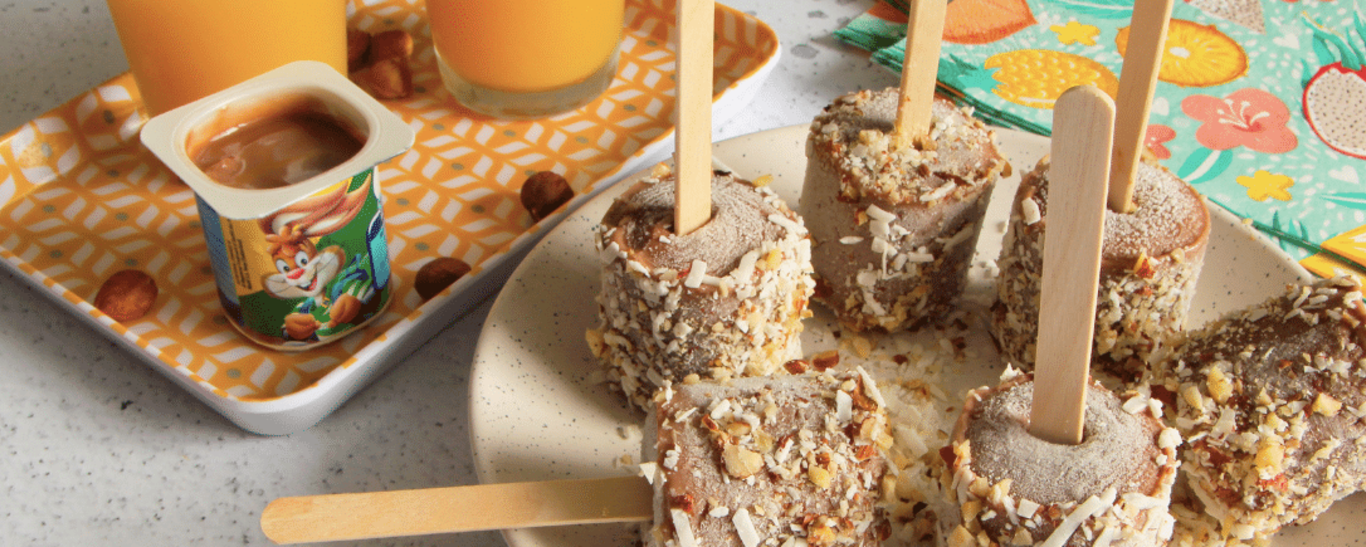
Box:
469;124;1365;547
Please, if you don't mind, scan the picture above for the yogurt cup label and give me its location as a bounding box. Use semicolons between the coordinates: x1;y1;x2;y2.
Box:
141;61;414;351
197;170;391;347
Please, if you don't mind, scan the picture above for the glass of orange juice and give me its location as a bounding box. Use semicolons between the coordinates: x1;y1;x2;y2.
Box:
105;0;347;117
427;0;625;119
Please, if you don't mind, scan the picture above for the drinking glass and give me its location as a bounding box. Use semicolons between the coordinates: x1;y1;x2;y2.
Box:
426;0;625;119
105;0;347;116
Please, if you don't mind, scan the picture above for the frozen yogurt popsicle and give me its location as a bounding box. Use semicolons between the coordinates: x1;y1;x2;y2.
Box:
1159;276;1366;541
942;369;1180;547
991;158;1210;383
642;368;895;547
801;89;1008;333
588;167;815;410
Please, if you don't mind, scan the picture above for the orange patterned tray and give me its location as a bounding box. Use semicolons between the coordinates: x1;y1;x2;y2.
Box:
0;0;778;434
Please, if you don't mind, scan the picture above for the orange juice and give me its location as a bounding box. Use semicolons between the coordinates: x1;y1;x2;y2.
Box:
106;0;347;116
427;0;624;93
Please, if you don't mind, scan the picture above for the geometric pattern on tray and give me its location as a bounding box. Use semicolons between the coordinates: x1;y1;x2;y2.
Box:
0;0;778;400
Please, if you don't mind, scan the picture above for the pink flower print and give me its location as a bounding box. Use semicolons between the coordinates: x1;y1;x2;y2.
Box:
1181;88;1297;154
1145;124;1175;160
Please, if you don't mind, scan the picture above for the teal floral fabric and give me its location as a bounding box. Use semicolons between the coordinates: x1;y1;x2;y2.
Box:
837;0;1366;275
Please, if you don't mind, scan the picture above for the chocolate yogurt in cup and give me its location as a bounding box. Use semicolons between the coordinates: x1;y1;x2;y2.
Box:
141;61;415;351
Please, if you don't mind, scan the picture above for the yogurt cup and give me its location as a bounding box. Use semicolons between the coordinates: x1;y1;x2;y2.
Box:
141;60;415;351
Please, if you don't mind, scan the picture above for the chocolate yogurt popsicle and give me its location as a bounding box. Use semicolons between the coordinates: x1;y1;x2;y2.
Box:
990;158;1210;383
1159;276;1366;541
801;89;1008;333
942;370;1181;547
259;370;893;544
642;368;895;547
993;0;1206;384
587;167;815;411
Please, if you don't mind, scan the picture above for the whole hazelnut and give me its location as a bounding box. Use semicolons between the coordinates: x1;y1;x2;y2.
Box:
415;257;472;301
346;28;371;72
94;269;158;322
520;171;575;222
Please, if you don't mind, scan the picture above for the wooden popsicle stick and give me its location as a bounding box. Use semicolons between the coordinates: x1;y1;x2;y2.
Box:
894;0;948;146
260;476;653;545
1108;0;1175;213
673;0;715;235
1030;85;1115;446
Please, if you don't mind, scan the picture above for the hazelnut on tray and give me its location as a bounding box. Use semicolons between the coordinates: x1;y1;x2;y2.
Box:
94;269;159;322
520;170;575;222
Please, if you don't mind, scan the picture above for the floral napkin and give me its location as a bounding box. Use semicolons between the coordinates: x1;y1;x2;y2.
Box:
836;0;1366;278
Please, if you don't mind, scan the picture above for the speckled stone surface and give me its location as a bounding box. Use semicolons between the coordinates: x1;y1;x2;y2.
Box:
0;1;897;545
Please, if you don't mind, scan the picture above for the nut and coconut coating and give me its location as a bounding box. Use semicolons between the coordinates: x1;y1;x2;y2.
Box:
642;369;895;547
990;157;1210;383
942;370;1180;547
1158;276;1366;541
801;89;1008;333
587;168;815;411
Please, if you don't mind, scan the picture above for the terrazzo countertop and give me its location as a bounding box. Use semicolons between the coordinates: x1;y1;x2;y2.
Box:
0;1;898;545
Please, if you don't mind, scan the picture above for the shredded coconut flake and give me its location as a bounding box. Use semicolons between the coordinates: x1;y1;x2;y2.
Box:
1122;395;1149;415
683;260;708;289
1022;198;1042;225
1158;428;1182;450
835;390;853;422
866;204;896;223
732;508;760;547
671;508;697;547
639;462;658;484
1039;489;1116;547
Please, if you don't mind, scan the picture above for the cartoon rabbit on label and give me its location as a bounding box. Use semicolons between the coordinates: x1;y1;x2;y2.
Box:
258;177;381;342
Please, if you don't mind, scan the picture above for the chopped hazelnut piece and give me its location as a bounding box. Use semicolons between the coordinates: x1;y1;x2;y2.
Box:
722;444;764;478
1207;367;1233;404
808;466;833;489
1313;393;1343;416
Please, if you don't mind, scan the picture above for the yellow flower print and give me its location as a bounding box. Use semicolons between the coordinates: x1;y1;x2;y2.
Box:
1237;170;1294;202
1050;20;1099;46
